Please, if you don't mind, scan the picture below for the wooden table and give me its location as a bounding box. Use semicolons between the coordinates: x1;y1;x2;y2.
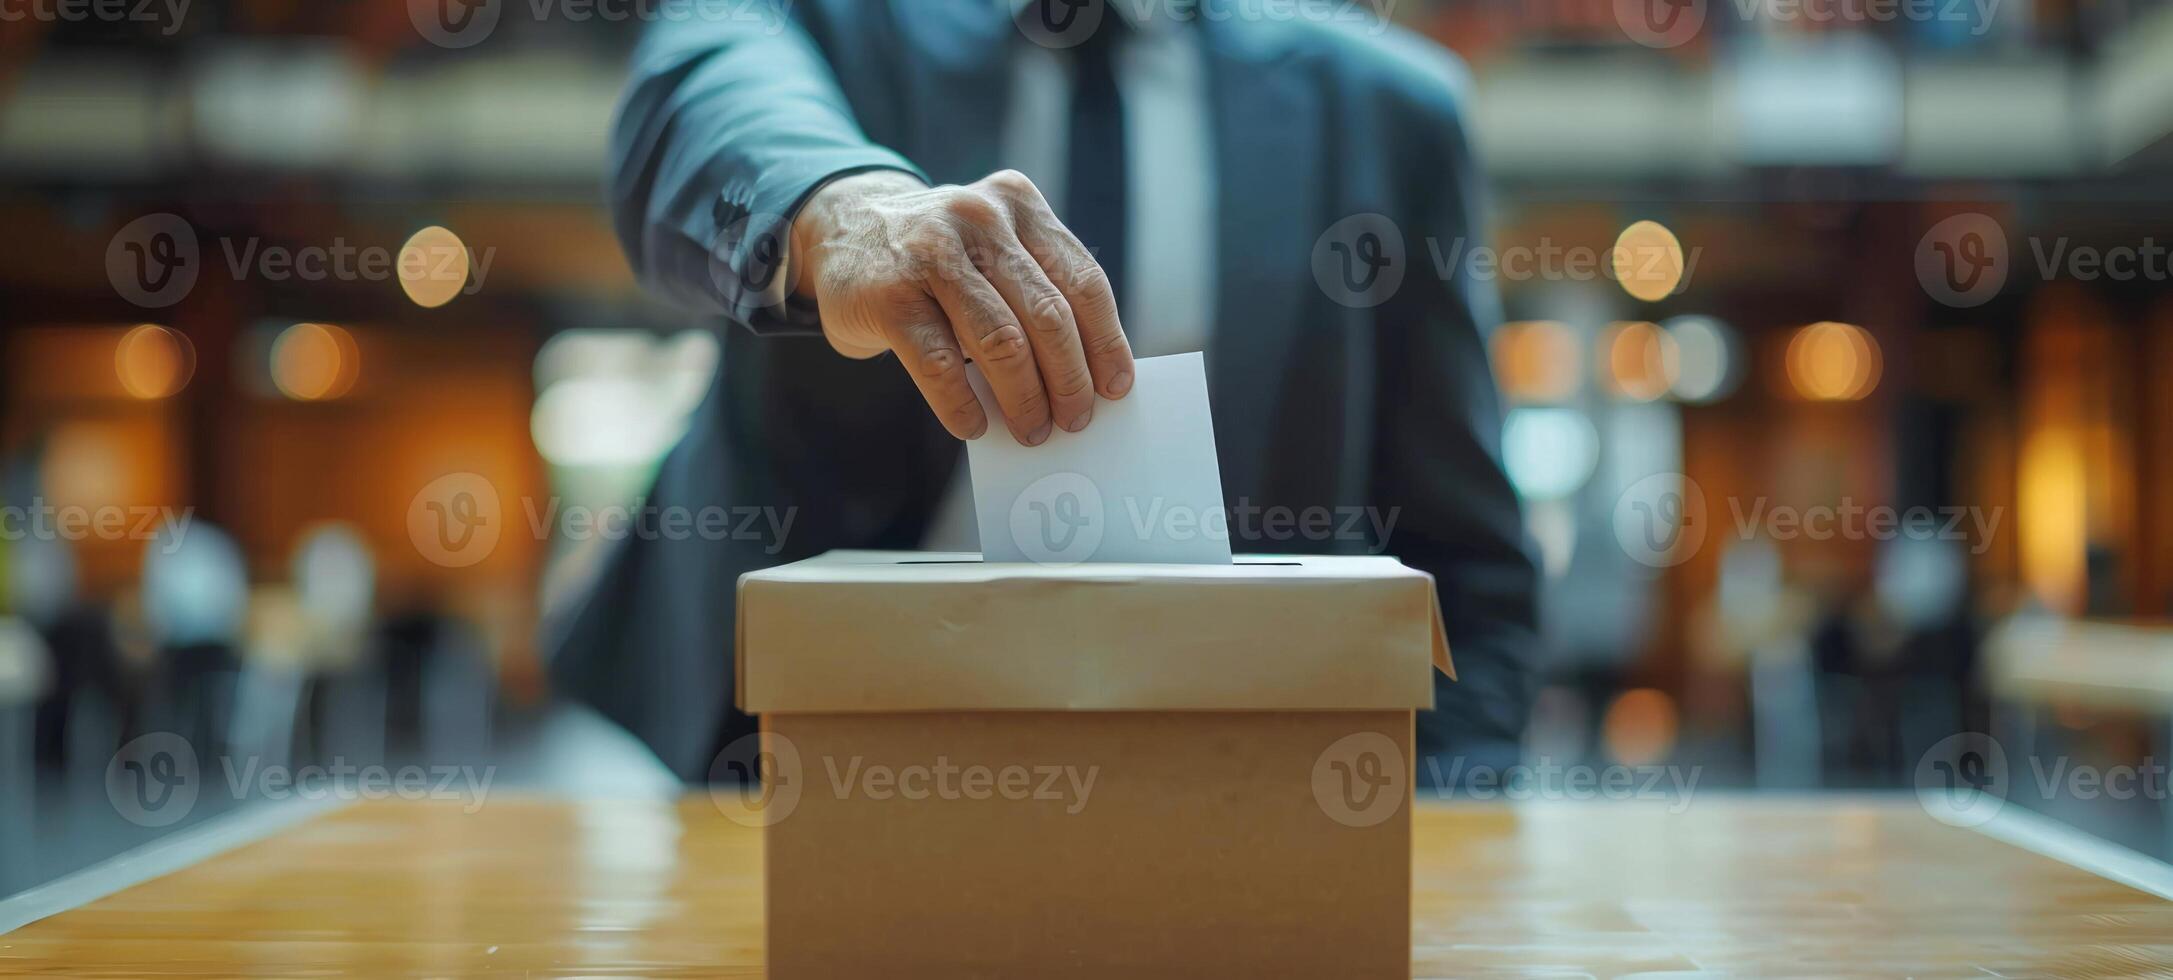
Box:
3;797;2171;976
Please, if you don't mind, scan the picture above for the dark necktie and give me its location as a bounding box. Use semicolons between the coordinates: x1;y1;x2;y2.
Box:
1059;3;1127;316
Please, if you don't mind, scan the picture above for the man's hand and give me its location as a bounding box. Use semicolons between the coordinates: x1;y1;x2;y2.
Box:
789;169;1134;445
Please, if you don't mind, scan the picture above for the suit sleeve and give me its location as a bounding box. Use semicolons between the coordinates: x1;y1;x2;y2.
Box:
1372;56;1541;761
608;3;927;335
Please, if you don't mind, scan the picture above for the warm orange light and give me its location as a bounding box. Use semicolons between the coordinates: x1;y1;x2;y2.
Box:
271;323;360;401
1602;688;1679;766
398;225;471;308
42;422;132;511
1613;220;1686;303
1600;320;1679;401
114;324;195;400
2017;429;2088;614
1490;320;1582;403
1785;321;1881;401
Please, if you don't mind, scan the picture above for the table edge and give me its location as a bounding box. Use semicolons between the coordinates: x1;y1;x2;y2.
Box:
0;796;351;935
1968;805;2173;901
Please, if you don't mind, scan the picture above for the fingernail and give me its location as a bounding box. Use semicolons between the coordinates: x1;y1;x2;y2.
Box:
1107;371;1133;397
1026;420;1053;446
1063;408;1092;432
967;415;988;440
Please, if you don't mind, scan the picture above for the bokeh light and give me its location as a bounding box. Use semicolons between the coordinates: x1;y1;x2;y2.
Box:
142;522;249;648
1600;320;1680;401
114;324;196;400
1490;320;1582;403
1663;315;1739;403
271;322;360;401
1612;220;1686;303
293;522;376;631
398;225;471;308
1502;407;1600;500
1602;688;1680;765
531;377;685;468
531;330;719;470
1785;320;1881;401
41;422;132;512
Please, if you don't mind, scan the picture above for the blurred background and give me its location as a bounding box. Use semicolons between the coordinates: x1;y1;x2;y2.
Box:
4;0;2172;896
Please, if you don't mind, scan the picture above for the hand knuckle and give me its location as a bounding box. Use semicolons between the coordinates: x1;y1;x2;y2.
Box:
976;323;1031;360
1088;330;1131;358
1071;260;1113;293
917;343;962;378
904;222;954;258
945;192;998;225
1050;365;1093;399
1025;310;1072;336
1029;289;1068;323
946;394;984;423
988;169;1034;196
1006;397;1050;426
1071;290;1119;328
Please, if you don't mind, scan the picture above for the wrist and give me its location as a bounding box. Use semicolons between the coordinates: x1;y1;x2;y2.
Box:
791;169;927;298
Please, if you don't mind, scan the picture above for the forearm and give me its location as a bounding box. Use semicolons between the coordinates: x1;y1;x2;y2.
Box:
607;7;925;332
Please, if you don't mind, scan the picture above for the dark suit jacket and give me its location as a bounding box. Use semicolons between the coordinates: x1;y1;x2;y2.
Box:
559;0;1540;780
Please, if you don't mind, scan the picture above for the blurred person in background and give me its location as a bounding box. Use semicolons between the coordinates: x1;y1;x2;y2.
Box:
552;0;1539;781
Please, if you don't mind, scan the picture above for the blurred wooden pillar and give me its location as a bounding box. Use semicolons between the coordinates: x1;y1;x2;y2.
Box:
2016;284;2137;616
2139;298;2173;616
178;276;239;534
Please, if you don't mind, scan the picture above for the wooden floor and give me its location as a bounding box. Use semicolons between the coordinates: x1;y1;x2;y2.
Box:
3;797;2171;976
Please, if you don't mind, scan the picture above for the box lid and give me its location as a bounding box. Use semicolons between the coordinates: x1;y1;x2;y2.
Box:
735;551;1454;713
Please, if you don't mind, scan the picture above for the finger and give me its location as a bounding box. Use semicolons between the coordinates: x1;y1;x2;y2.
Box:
927;264;1052;446
883;296;986;441
973;231;1095;433
1008;186;1134;399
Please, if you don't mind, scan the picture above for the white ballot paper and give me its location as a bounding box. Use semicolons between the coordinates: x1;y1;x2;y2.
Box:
965;351;1232;565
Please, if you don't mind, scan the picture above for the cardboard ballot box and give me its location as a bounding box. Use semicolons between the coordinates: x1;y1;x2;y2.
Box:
734;551;1454;979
